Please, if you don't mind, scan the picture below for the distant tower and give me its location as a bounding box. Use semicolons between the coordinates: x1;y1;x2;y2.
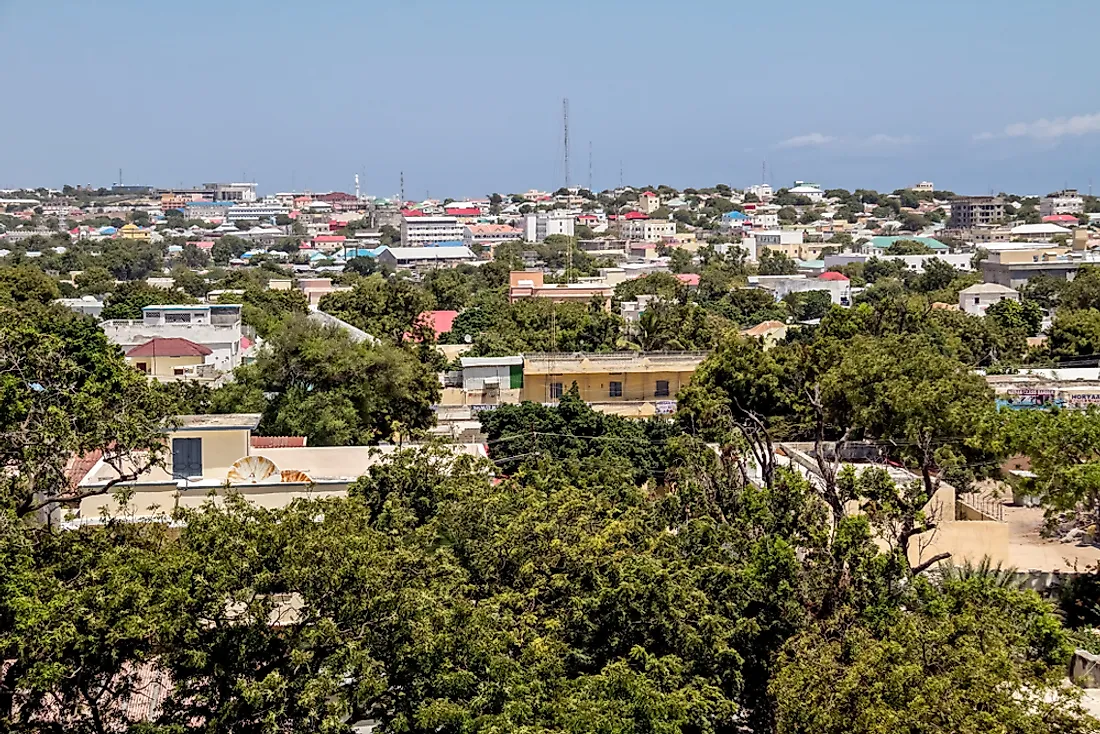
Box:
400;171;405;205
588;141;593;192
562;98;571;189
355;174;360;200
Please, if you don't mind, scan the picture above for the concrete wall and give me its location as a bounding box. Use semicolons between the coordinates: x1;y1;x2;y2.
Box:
167;428;252;479
127;353;205;378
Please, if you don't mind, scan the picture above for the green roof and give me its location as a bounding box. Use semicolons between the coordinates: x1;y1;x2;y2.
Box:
869;236;949;251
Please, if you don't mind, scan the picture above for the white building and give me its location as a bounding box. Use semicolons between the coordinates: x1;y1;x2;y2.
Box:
788;181;825;203
619;218;676;242
912;181;935;193
958;282;1020;316
750;211;779;229
1040;189;1084;217
522;212;575;243
1009;222;1073;241
824;253;973;273
748;274;851;306
401;216;464;246
226;203;289;222
745;184;773;200
100;304;244;371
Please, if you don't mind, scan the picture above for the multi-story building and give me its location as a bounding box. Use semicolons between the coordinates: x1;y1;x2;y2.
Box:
226;203;288;222
618;218;676;242
912;181;935;193
401;215;464;246
979;247;1086;289
788;181;825;202
203;182;258;202
949;196;1005;228
745;183;773;200
637;191;661;214
185;201;233;221
377;245;478;271
1040;189;1084;217
522;212;575;243
101;304;244;372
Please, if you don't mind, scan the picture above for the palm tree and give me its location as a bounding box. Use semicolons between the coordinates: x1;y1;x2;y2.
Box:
938;556;1024;589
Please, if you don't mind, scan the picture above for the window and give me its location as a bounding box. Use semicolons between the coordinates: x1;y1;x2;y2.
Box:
974;297;980;305
550;382;563;399
165;312;192;323
655;380;670;398
609;381;623;398
135;362;148;373
171;437;203;479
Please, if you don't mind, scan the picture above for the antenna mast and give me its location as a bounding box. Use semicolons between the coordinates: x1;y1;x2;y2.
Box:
399;171;405;205
588;141;593;192
562;98;571;188
354;174;360;200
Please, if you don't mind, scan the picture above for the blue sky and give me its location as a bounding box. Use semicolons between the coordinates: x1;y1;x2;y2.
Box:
3;0;1100;197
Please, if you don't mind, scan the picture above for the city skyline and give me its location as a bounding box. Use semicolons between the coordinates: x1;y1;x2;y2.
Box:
3;0;1100;196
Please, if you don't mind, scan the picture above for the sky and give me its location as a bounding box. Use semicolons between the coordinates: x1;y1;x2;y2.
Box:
3;0;1100;198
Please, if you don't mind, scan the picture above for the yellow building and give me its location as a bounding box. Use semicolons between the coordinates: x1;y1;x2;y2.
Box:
125;337;212;379
521;352;707;410
117;223;151;241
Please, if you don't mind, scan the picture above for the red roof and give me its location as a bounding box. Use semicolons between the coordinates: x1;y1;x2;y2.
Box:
401;208;426;217
240;336;253;350
421;310;459;337
623;211;649;220
675;273;701;286
65;449;103;489
577;214;598;220
818;271;850;281
444;207;480;216
1043;214;1079;223
313;235;346;243
641;191;658;198
126;338;213;358
251;436;307;449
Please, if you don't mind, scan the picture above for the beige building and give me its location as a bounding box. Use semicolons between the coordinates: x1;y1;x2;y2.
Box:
74;414;488;519
637;191;661;214
508;271;613;310
126;337;215;380
521;351;706;409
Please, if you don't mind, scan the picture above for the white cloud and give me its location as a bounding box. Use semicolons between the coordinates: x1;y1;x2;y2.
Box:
864;133;917;146
976;112;1100;141
776;132;835;149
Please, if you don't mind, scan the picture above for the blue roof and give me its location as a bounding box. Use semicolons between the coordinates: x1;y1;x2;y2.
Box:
345;247;382;258
427;240;467;247
723;211;750;220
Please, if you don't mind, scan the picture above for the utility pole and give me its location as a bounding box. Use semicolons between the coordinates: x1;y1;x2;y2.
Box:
562;98;571;189
399;171;405;205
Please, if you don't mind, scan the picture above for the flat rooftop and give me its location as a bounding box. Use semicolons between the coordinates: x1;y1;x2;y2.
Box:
177;414;262;430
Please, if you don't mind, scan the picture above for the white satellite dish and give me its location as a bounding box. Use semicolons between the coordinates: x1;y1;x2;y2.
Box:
227;455;279;484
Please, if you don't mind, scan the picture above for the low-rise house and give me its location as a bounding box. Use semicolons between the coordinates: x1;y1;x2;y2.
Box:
741;320;788;348
463;224;523;253
958;282;1020;316
749;273;852;306
376;245;478;271
101;304;244;371
507;271;613;310
126;337;216;380
521;351;707;413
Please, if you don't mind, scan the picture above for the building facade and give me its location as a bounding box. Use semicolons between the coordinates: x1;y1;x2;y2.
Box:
101;304;244;371
958;283;1020;316
1040;189;1084;217
949;196;1006;228
401;216;464;246
522;212;575;243
618;218;676;242
521;351;707;408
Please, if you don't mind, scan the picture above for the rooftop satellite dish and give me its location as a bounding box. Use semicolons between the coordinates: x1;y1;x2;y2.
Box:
280;469;311;483
227;455;279;484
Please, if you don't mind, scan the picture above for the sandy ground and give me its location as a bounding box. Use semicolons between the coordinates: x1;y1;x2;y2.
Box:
972;482;1100;572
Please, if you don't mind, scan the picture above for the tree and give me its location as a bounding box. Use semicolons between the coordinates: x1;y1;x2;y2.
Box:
180;243;210;268
1049;309;1100;359
100;281;195;320
757;248;799;276
783;290;832;321
1021;274;1065;311
319;274;435;343
668;247;693;274
0;266;60;305
0;303;173;520
987;298;1044;335
218;315;439;445
883;239;932;255
74;265;115;296
1060;265;1100;311
773;574;1095;734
